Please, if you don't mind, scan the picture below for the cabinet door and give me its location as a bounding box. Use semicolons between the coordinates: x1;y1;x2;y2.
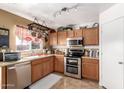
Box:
31;57;54;83
58;31;67;45
1;67;6;89
83;27;99;45
42;60;50;77
49;32;57;46
74;29;83;37
49;57;54;73
40;63;44;78
67;31;74;38
31;63;42;83
41;57;54;77
82;58;99;81
44;61;50;75
54;56;64;73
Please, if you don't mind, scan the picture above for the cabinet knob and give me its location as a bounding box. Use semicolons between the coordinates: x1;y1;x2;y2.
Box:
118;62;124;64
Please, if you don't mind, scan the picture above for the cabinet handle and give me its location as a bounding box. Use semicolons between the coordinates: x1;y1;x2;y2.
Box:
118;62;124;64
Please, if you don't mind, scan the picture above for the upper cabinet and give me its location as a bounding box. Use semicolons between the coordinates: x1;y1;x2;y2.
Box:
49;27;99;46
67;29;83;38
57;31;67;45
83;27;99;45
67;30;74;38
74;29;83;37
49;32;57;46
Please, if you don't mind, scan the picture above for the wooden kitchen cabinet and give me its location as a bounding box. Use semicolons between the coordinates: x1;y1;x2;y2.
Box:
42;62;48;77
57;31;67;45
74;29;83;37
0;67;7;89
49;57;54;72
67;30;74;38
67;29;83;38
83;27;99;45
54;55;64;73
31;56;54;83
42;57;54;76
82;58;99;81
31;59;43;83
49;32;57;46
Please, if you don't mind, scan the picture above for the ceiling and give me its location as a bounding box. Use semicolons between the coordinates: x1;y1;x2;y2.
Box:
0;3;114;28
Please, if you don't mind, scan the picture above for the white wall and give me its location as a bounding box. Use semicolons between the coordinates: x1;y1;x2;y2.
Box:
99;3;124;86
0;67;2;89
100;4;124;24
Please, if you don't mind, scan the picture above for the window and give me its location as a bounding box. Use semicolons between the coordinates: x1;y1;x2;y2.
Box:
31;38;43;49
15;25;42;51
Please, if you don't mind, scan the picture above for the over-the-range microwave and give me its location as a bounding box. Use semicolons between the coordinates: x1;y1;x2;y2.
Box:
67;37;83;47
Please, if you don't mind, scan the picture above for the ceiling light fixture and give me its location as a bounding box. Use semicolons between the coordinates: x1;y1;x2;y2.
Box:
53;3;80;17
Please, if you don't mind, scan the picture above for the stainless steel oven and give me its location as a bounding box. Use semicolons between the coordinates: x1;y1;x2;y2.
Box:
64;57;82;79
65;39;84;79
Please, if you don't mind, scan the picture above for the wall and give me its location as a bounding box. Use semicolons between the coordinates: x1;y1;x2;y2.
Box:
0;67;1;89
100;4;124;24
0;9;31;51
99;3;124;86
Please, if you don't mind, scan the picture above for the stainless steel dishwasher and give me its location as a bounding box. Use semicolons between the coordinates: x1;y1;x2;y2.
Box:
7;61;31;89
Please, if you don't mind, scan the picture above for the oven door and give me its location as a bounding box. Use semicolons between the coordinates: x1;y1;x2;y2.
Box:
66;65;78;74
64;57;82;79
66;57;80;66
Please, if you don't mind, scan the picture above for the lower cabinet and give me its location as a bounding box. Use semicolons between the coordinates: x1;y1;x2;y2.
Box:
54;55;64;73
32;56;99;83
82;58;99;81
31;61;42;83
31;56;54;83
0;67;6;89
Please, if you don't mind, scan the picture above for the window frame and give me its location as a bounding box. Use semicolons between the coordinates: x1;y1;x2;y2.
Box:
15;25;42;51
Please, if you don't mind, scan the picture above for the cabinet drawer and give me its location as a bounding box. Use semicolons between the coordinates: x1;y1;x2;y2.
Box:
41;56;54;62
82;58;99;64
32;56;53;65
31;59;41;65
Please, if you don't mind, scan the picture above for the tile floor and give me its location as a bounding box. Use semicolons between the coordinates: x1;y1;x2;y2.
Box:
29;74;62;89
51;73;102;89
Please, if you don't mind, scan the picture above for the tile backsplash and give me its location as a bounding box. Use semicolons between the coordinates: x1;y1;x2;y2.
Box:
84;48;99;58
20;50;43;58
52;48;66;55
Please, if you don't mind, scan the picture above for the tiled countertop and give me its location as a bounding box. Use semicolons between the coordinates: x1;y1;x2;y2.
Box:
0;54;99;67
0;54;54;67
